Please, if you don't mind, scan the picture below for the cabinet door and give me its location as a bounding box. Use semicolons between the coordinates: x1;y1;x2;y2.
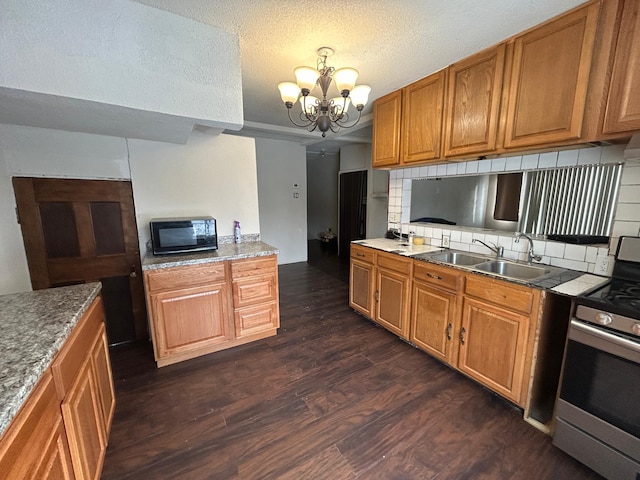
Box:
375;266;411;339
444;44;506;157
91;325;115;436
411;280;457;365
458;297;529;405
62;359;106;480
372;90;402;167
401;70;446;163
504;1;600;148
149;281;232;360
234;302;279;338
0;372;75;480
602;0;640;133
349;258;374;317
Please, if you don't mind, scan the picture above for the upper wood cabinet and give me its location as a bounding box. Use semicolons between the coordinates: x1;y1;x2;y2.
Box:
503;1;601;148
372;90;402;167
401;70;447;163
443;44;506;157
602;0;640;134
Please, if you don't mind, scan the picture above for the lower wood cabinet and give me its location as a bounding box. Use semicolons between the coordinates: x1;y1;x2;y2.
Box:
375;262;412;338
144;255;280;367
231;256;280;339
349;245;412;340
410;262;461;366
349;245;544;409
458;296;530;403
53;297;114;480
349;244;375;317
0;295;115;480
0;371;75;480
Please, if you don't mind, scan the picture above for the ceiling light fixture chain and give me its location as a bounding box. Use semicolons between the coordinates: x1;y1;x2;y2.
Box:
278;47;371;137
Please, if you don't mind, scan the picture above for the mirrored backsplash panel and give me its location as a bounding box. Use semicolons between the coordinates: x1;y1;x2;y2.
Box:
386;145;640;276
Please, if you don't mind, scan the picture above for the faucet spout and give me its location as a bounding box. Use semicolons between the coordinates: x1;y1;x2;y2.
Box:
515;232;542;263
472;239;504;258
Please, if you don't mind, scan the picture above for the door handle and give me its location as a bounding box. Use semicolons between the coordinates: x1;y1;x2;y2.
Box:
446;323;452;340
129;265;138;278
459;327;466;344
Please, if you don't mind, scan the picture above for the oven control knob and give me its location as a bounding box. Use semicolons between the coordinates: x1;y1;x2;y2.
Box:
594;312;613;326
633;323;640;336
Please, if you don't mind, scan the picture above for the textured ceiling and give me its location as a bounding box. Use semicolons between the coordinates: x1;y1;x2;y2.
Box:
134;0;586;151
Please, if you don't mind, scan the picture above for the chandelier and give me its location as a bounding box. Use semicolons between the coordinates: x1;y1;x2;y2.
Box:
277;47;371;137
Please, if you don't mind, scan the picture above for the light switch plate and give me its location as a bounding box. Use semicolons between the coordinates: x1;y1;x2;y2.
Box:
442;235;450;249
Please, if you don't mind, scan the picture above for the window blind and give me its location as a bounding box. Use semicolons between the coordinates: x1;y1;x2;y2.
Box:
518;163;622;236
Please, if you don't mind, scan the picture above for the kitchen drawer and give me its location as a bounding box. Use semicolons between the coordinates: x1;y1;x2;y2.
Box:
232;273;278;308
377;251;412;275
51;297;103;400
350;244;375;263
234;301;279;338
464;274;534;314
231;256;277;279
145;262;227;292
413;261;460;291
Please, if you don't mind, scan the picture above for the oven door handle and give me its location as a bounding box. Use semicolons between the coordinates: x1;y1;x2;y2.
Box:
570;319;640;357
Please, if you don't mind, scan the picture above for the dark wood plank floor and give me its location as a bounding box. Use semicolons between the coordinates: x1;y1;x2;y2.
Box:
102;258;601;479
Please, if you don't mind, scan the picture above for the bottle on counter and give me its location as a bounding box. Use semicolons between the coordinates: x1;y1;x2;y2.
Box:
234;220;241;243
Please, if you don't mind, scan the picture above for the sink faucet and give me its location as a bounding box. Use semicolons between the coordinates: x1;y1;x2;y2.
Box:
515;232;542;263
472;239;504;258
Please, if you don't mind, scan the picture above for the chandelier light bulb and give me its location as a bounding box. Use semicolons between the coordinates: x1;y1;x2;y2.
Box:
278;82;301;105
333;67;359;93
300;95;319;114
331;97;350;115
349;85;371;109
294;66;320;92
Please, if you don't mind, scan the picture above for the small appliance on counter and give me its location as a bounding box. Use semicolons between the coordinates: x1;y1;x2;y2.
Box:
150;217;217;255
553;236;640;479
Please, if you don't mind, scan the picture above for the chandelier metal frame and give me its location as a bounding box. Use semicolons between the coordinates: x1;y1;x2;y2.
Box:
278;47;371;137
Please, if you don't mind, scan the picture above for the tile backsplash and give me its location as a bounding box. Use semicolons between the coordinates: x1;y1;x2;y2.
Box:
386;145;640;276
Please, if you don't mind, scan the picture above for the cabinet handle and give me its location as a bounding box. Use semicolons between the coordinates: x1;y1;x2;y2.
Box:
460;327;466;345
446;323;452;340
426;273;442;280
356;253;365;257
375;290;379;302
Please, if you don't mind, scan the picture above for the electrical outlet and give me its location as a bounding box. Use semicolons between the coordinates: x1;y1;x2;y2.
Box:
442;235;450;249
595;256;610;275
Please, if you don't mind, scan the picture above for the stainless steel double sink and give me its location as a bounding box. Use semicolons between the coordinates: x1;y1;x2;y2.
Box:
414;251;556;282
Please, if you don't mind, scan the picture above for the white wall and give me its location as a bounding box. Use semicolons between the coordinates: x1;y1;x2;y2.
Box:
0;149;31;294
129;132;259;254
255;138;307;264
0;125;260;294
0;0;243;129
307;154;339;240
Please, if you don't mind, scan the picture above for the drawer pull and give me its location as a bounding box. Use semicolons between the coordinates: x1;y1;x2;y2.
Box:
460;327;466;345
426;273;442;280
446;323;452;340
356;253;366;257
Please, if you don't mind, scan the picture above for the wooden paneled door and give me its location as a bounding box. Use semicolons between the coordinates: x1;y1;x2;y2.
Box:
13;177;147;343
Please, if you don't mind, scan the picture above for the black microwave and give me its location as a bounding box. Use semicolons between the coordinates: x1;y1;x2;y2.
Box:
150;217;217;255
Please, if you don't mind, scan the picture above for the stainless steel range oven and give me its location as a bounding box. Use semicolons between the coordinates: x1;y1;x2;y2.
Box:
554;236;640;480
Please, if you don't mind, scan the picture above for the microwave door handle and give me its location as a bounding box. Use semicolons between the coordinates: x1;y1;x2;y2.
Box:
570;319;640;357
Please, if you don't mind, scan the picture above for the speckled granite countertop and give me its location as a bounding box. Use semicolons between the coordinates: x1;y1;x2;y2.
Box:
142;241;279;271
354;239;608;297
0;282;101;439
